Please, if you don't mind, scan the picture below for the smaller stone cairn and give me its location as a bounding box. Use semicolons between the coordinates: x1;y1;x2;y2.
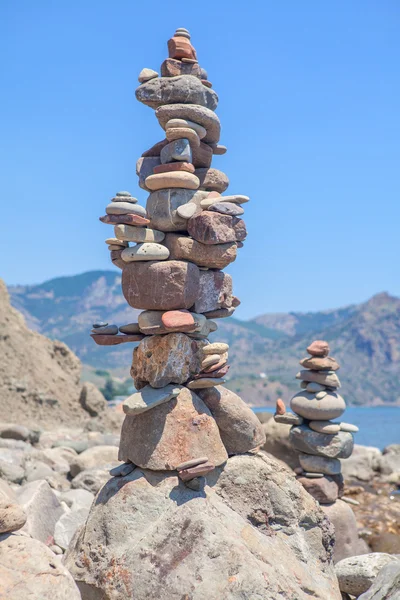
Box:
275;340;359;504
90;28;265;486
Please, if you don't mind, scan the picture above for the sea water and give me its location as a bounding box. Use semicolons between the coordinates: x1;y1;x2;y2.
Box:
253;405;400;450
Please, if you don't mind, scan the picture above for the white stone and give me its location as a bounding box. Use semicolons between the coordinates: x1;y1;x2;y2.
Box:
121;243;170;262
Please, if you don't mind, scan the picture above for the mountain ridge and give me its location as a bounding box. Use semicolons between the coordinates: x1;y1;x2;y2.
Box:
8;271;400;407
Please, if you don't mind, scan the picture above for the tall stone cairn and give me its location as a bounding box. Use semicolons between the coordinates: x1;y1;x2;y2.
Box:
92;27;265;484
275;339;359;504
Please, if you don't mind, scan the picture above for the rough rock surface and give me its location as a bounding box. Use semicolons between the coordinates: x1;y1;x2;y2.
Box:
290;425;354;459
64;453;340;600
0;533;82;599
261;415;300;470
321;499;370;563
130;333;205;389
17;479;64;543
164;233;237;269
358;560;400;600
198;385;266;454
122;260;200;311
136;75;218;110
193;270;233;314
335;553;399;597
118;386;228;469
0;278;114;429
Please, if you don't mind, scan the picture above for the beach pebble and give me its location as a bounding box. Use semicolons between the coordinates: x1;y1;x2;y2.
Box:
145;171;200;191
306;382;326;392
91;325;118;335
300;356;340;371
297;370;341;388
299;452;341;475
121;243;170;262
274;413;304;425
119;323;141;334
307;340;330;357
114;225;165;243
202;342;229;355
138;68;158;83
290;391;346;420
186;378;226;389
166;118;207;139
340;422;359;433
106;202;146;216
309;420;341;434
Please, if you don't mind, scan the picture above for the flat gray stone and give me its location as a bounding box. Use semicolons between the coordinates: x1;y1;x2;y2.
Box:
290;391;346;420
296;370;341;388
123;384;182;416
290;425;354;459
274;413;304;425
298;452;341;475
160;138;192;164
208;202;244;216
106;202;146;216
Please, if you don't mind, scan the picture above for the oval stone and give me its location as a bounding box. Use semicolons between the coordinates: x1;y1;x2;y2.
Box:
114;225;165;243
309;421;341;434
299;453;341;475
121;243;169;262
106;202;147;216
290;391;346;421
202;342;229;355
145;172;200;191
166;118;207;139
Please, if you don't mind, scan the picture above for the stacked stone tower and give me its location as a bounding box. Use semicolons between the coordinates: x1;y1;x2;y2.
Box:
92;27;265;485
275;340;359;504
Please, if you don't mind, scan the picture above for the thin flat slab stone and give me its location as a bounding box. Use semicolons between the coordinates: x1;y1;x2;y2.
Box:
138;310;205;335
91;325;118;335
105;238;128;246
156;103;221;144
112;192;138;203
219;195;249;204
340;422;359;433
90;334;144;346
119;323;141;334
304;472;325;478
203;307;236;319
100;214;150;227
208;202;244;217
178;460;215;482
201;354;221;369
106;202;147;216
203;354;228;373
121;243;170;262
196;365;230;379
186;378;226;389
309;420;341;434
274;413;304;425
300;356;340;371
296;370;341;388
145;172;200;191
123;384;182;416
203;342;229;355
176;456;208;471
299;452;341;475
109;463;136;477
114;225;165;243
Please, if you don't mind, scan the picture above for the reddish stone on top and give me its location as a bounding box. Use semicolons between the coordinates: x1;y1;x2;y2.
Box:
306;340;330;357
275;398;286;415
161;310;196;332
167;35;197;61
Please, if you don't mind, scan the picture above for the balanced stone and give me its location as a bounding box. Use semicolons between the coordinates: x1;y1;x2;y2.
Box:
289;425;354;459
208;202;244;217
176;457;208;471
119;323;141;334
114;224;165;243
202;307;236;319
201;354;221;369
191;141;213;168
290;391;346;420
307;340;330;357
274;413;304;425
100;214;150;227
145;172;200;191
92;322;108;328
105;237;128;246
138;310;205;335
306;382;326;392
203;342;229;355
300;356;340;371
176;202;198;219
146;189;207;232
135;75;218;111
153;162;195;175
122;260;200;310
165;118;207;139
193;271;233;314
195;168;229;193
186;378;226;389
166;127;200;147
113;192;138;202
91;325;118;335
199;364;230;379
121;243;169;262
108;244;126;251
138;68;158;83
309;420;341;434
160;138;192;164
161;58;201;78
106;202;146;216
297;475;342;504
299;452;341;475
178;461;215;482
296;370;341;388
340;422;359;433
131;333;205;389
91;333;144;346
123;384;182;416
136;156;161;190
198;386;266;454
156;103;221;144
164;233;237;269
203;352;228;372
276;398;286;415
218;194;249;204
118;387;228;469
316;391;328;399
188;211;243;245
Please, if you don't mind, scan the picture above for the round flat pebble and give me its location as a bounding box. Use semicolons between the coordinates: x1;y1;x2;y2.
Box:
307;340;330;357
201;354;221;369
186;378;226;389
210;144;227;155
208;202;244;217
316;391;328;399
105;237;128;246
161;310;196;331
145;172;200;191
119;323;141;334
339;422;359;433
309;420;341;434
166;118;207;139
166;127;200;147
176;202;198;219
92;322;108;328
121;243;170;262
106;202;146;216
153;162;195;175
306;382;326;393
113;193;138;203
202;342;229;355
219;195;249;204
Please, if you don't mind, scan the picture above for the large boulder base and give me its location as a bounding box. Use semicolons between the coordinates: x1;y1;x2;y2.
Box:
118;386;228;470
65;453;340;600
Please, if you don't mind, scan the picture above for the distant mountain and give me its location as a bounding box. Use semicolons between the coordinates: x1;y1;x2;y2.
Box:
9;272;400;407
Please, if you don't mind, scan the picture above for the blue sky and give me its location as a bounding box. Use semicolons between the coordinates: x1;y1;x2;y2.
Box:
1;1;399;319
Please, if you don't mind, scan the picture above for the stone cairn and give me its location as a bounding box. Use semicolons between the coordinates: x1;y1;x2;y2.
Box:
91;28;265;487
275;340;359;504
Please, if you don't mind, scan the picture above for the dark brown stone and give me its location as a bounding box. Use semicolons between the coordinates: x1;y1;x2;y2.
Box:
110;250;125;269
195;364;230;379
187;211;241;245
195;168;229;193
197;386;266;455
90;334;144;346
163;233;237;269
100;214;150;227
192;141;213;168
161;58;201;79
153;162;195;174
201;80;212;88
122;260;200;311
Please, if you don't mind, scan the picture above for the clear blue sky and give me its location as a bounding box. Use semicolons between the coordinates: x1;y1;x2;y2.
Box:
1;1;399;319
